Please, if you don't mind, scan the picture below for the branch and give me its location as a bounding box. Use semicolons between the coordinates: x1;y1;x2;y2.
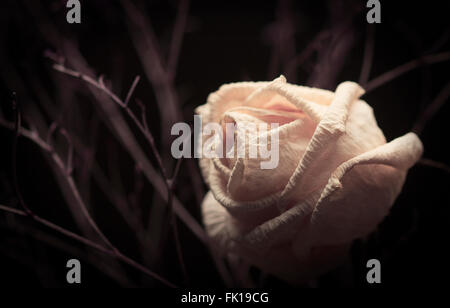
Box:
284;30;330;79
47;59;195;281
55;45;207;242
6;104;115;251
47;122;74;175
11;92;33;217
0;116;177;287
418;158;450;174
50;61;170;181
113;3;207;252
167;0;190;79
26;2;205;245
412;81;450;135
359;25;375;86
121;0;182;145
168;158;188;283
365;51;450;93
0;204;176;288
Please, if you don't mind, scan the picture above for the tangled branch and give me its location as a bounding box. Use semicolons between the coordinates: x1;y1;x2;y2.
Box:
46;56;189;282
0;101;177;288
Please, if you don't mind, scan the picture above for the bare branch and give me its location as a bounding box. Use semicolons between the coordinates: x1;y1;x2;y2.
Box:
171;158;183;186
55;46;206;242
47;60;206;282
419;158;450;174
412;81;450;135
121;0;182;139
124;75;141;106
168;0;190;79
285;30;330;79
11;92;34;217
0;204;176;288
10;98;116;251
48;60;170;181
52;63;126;108
136;98;149;132
359;25;375;86
46;122;74;175
365;51;450;93
168;157;188;284
0;118;177;287
172;214;188;284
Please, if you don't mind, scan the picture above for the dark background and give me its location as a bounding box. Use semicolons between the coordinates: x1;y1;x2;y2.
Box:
0;0;449;288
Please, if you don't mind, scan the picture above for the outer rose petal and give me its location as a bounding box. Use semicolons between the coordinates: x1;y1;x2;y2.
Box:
202;190;350;284
283;99;387;206
292;133;423;253
278;82;367;208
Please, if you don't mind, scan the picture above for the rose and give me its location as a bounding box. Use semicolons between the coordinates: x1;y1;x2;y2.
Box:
195;76;423;283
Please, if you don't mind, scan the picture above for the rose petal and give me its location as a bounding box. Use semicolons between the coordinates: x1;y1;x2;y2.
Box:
208;115;315;223
292;132;423;257
201;190;350;284
278;82;365;207
244;76;329;123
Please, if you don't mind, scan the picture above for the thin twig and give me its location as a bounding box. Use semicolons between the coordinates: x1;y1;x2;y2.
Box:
158;157;188;283
40;2;209;282
51;45;207;243
118;5;208;277
171;157;183;187
412;81;450;135
52;63;125;108
3;93;173;284
125;76;141;106
47;122;74;175
121;0;181;130
171;214;188;284
169;158;188;284
48;60;193;282
136;98;149;132
11;92;33;217
167;0;190;79
0;204;109;253
20;1;208;285
0;116;177;287
359;25;375;86
11;97;115;251
9;114;115;251
285;30;329;78
365;51;450;93
0;204;176;288
3;216;134;286
49;61;171;182
418;158;450;174
428;29;450;53
30;3;205;245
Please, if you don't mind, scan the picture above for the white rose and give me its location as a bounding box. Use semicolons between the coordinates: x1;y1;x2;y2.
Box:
195;76;423;283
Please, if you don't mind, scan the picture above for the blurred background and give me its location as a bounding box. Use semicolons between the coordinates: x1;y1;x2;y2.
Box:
0;0;449;287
